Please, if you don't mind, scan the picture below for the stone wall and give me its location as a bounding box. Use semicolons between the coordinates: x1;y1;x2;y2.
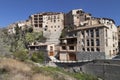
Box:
76;52;105;61
55;59;120;80
82;60;120;80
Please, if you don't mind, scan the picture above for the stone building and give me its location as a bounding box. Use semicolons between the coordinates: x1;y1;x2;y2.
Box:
29;13;43;32
29;12;64;44
59;9;118;61
117;26;120;52
28;42;59;62
65;9;91;28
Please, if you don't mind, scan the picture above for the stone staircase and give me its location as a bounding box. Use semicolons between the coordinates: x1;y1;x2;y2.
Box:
46;31;61;45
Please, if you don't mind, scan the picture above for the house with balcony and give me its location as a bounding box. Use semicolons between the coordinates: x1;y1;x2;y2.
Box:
58;9;118;61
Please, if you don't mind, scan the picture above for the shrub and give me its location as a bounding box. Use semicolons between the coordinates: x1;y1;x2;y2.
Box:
13;50;29;61
30;51;44;63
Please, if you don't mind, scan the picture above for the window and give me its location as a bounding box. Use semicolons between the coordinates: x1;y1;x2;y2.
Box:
106;39;108;46
82;48;85;51
34;18;38;20
91;48;94;51
96;39;100;46
96;48;100;52
86;30;89;36
96;29;99;37
69;46;74;50
50;46;53;51
54;20;56;23
39;24;42;27
39;18;42;20
81;31;84;37
51;26;53;28
87;48;90;51
34;15;38;17
113;44;115;47
90;29;94;37
81;31;84;38
54;16;56;19
87;39;89;46
34;21;38;23
106;29;107;37
35;24;38;27
44;28;47;31
74;33;77;36
91;39;94;46
62;46;66;50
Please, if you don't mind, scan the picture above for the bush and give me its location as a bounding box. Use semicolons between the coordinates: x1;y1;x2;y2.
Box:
13;50;29;61
30;51;44;63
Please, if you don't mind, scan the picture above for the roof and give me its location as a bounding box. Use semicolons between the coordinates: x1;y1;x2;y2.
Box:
68;24;109;32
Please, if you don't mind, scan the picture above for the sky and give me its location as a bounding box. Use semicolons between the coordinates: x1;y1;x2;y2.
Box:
0;0;120;27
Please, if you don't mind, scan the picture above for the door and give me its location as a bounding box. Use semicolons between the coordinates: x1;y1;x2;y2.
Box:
69;53;76;61
49;51;54;56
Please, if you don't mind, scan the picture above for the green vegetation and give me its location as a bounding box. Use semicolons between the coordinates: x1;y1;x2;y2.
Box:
13;50;45;63
1;26;46;52
0;26;99;80
13;50;29;61
30;51;44;63
0;26;46;63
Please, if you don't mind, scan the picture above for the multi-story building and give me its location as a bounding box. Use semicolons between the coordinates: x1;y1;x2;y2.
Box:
117;26;120;52
65;9;91;28
29;13;43;32
59;9;118;61
7;9;119;62
29;12;64;44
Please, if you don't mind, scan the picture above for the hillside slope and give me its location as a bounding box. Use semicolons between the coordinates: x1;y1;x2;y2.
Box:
0;58;77;80
0;28;12;56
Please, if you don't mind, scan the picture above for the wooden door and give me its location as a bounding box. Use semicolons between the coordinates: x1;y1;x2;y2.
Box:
49;51;54;56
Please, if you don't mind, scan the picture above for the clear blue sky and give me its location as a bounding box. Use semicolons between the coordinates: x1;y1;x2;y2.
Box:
0;0;120;27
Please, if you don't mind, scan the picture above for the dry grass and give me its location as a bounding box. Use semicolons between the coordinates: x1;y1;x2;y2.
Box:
32;74;53;80
0;58;31;73
0;58;79;80
0;58;54;80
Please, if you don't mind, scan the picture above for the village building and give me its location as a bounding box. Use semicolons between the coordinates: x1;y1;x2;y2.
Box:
59;9;118;61
29;12;64;44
